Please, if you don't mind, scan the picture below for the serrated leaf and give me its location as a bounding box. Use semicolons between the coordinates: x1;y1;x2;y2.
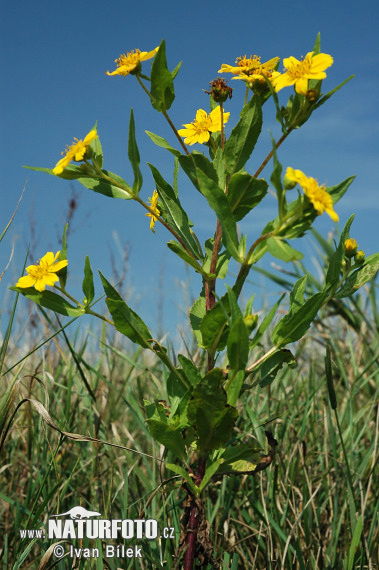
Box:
178;354;201;387
99;272;152;348
82;256;94;305
267;236;303;262
223;96;262;177
128;109;142;195
336;253;379;298
150;39;175;112
187;369;238;452
10;287;84;317
227;172;268;221
148;164;202;258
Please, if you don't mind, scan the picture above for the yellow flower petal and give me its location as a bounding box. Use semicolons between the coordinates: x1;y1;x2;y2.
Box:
178;106;229;145
15;251;68;291
106;47;158;76
275;51;333;94
53;129;98;175
285;167;339;222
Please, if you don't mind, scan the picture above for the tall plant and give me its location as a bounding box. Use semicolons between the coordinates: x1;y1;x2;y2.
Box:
14;35;379;568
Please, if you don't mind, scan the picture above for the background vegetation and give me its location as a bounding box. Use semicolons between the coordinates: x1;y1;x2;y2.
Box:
1;213;378;569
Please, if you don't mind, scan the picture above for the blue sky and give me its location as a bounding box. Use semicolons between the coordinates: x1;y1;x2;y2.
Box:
1;0;378;343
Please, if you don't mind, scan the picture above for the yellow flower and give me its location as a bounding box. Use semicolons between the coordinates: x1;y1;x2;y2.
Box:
145;190;160;233
220;55;280;83
53;129;98;175
273;52;333;95
15;251;68;292
177;106;230;146
106;48;159;76
285;167;339;222
344;238;358;257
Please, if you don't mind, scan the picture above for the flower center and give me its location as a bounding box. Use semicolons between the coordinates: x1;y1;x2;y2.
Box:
195;118;211;133
116;50;141;68
28;265;49;280
286;54;313;79
236;55;261;69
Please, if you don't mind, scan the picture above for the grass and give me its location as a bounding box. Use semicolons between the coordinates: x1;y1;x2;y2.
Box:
1;216;378;569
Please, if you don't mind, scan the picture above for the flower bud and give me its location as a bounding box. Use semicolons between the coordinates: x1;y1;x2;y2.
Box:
354;250;365;264
341;259;348;271
305;89;319;103
205;78;233;103
244;313;258;333
283;175;297;190
344;238;358;258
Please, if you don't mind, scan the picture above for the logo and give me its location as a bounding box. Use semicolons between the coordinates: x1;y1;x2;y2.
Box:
50;506;102;520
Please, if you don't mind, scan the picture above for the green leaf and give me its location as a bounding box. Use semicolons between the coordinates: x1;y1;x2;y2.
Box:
146;419;186;460
227;317;249;373
272;288;329;347
215;443;264;475
145;131;181;157
189;294;206;347
148;164;202;258
200;295;230;354
312;32;321;55
226;370;245;407
91;129;103;170
99;272;152;348
166;463;198;495
82;256;94;305
202;239;230;279
223;96;262;177
179;152;218;190
76;170;134;200
198;459;224;492
178;354;201;387
128;109;143;195
326;214;355;285
166;241;211;278
171;60;182;80
10;288;84;317
227;172;268;221
336;253;379;298
150;39;175;112
259;349;296;387
179;155;240;260
187;369;238;452
344;515;363;570
267;236;303;262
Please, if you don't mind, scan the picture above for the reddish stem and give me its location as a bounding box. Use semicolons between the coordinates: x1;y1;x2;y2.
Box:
183;457;206;570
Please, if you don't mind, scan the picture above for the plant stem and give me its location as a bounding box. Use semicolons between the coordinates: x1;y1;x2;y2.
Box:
254;128;293;179
136;74;190;156
183;456;206;570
